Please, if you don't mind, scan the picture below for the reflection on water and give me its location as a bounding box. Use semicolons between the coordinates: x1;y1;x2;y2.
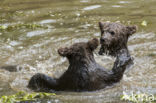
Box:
40;19;56;24
0;0;156;102
26;29;51;37
83;5;101;11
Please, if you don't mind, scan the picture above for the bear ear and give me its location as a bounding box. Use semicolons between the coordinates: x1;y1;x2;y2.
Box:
99;22;105;31
58;47;71;57
87;38;99;51
126;25;137;37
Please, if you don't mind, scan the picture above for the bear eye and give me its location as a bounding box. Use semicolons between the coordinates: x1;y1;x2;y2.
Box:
110;31;115;35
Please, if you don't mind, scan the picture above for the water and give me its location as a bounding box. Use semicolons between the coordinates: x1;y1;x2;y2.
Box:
0;0;156;102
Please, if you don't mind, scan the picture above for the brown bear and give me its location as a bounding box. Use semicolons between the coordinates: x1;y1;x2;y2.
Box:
28;38;131;92
98;22;137;57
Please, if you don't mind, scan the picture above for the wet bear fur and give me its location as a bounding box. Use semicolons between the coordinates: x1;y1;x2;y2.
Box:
98;22;137;57
28;38;131;92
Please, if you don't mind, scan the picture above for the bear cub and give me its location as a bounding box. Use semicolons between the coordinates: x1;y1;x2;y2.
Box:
98;22;137;57
28;38;131;92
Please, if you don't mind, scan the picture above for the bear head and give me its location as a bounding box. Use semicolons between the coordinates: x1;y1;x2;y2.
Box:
98;22;137;56
58;38;99;63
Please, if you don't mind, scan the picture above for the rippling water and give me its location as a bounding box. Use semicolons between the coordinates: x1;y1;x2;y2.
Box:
0;0;156;102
